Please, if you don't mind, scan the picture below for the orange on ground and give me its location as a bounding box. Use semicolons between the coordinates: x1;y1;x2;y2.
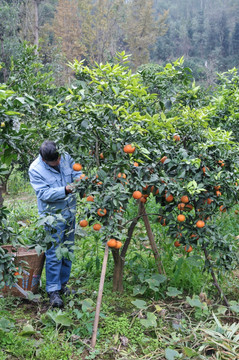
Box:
184;245;193;253
174;241;181;247
86;195;94;202
166;194;174;202
177;214;186;222
196;220;205;228
93;224;101;231
73;163;82;171
97;208;107;217
181;195;189;203
79;220;88;227
123;144;135;153
160;156;167;164
107;239;117;248
133;190;142;199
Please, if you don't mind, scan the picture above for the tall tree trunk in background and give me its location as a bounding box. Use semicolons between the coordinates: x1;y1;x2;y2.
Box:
0;35;7;82
34;0;40;53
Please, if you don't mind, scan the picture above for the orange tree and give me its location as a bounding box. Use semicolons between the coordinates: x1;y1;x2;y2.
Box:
49;55;239;303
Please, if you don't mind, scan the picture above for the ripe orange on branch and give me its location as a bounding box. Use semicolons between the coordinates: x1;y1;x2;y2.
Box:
166;194;174;202
107;239;117;248
97;208;107;217
79;220;88;227
133;191;142;199
181;195;189;203
123;144;135;153
184;245;193;253
196;220;205;228
73;163;82;171
177;214;186;222
115;241;123;249
160;156;167;164
173;134;180;141
93;224;102;231
86;195;94;202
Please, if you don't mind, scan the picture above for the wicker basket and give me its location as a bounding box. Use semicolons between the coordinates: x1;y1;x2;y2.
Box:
1;245;45;298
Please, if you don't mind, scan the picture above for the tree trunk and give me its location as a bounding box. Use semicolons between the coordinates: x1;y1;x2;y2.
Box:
34;0;40;53
0;186;4;208
112;249;124;293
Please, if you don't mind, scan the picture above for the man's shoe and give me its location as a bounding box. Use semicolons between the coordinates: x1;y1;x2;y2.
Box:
60;285;76;296
48;291;64;308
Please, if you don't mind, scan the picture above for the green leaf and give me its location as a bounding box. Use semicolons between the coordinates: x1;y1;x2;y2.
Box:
54;314;73;327
166;287;182;297
183;347;198;358
133;284;147;296
19;324;35;336
131;299;147;310
165;348;180;360
140;312;157;328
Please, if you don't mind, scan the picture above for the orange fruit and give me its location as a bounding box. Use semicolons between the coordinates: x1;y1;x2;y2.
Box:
190;234;199;240
115;241;123;249
79;220;88;227
133;191;142;199
133;162;139;166
107;239;117;248
177;214;185;222
150;186;155;193
142;184;148;191
123;144;135;153
140;196;147;203
174;241;181;247
178;203;185;210
117;173;126;179
93;224;101;231
207;198;213;204
216;191;222;197
219;205;226;212
80;174;86;179
160;156;167;164
214;185;221;190
173;134;180;141
100;153;104;159
218;160;225;167
196;220;205;228
97;208;107;217
235;210;239;214
86;195;94;202
184;245;193;253
185;204;193;211
181;195;189;203
73;163;82;171
166;194;174;202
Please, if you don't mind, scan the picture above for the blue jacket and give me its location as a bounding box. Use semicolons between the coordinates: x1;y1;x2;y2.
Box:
29;153;81;220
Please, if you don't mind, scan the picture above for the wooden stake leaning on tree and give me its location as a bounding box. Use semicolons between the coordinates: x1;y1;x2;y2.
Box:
139;202;165;275
91;244;109;348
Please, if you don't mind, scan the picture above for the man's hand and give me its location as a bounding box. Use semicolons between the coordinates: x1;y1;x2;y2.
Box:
65;184;73;194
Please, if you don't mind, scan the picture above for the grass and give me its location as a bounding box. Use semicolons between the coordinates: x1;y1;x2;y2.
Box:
0;187;239;359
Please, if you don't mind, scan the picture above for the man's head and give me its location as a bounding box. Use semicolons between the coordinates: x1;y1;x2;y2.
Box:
39;140;61;166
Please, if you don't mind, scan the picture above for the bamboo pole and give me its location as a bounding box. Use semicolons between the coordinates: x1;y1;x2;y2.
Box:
91;244;109;348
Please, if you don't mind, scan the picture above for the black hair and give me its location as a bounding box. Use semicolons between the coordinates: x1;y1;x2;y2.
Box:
39;140;59;161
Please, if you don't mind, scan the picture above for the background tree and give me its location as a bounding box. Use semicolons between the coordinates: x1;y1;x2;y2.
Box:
125;0;168;68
